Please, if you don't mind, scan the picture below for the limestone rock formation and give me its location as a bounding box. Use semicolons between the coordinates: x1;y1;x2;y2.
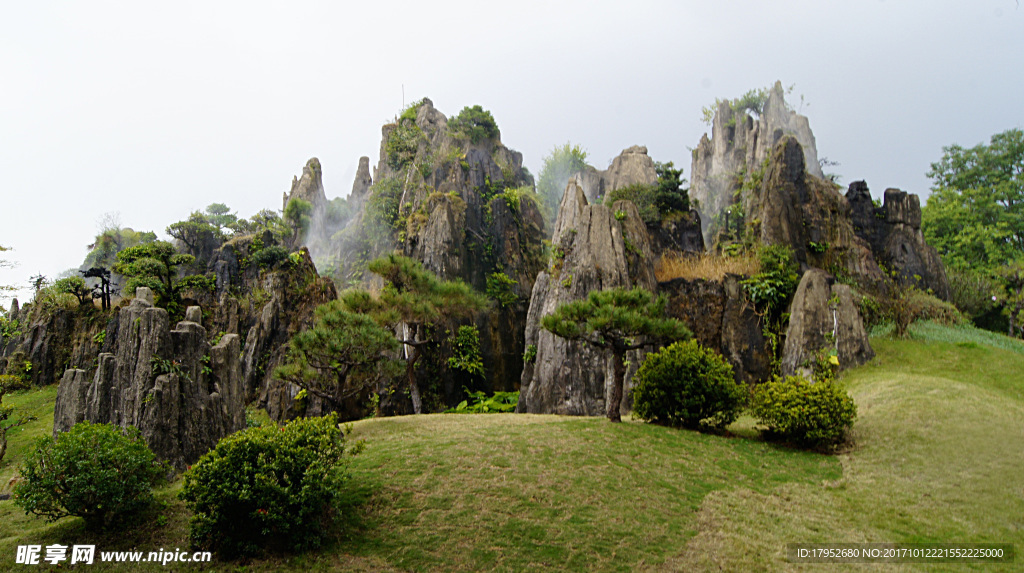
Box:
781;269;874;377
747;137;885;289
690;81;824;244
517;177;656;416
350;156;373;200
578;145;659;202
847;181;950;299
52;290;245;470
282;157;327;214
659;275;770;384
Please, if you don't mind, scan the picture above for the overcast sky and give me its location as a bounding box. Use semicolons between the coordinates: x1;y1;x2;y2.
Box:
2;1;1022;305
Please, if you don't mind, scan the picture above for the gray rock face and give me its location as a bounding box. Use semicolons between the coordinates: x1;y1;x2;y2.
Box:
282;157;327;213
648;210;705;258
781;269;874;377
846;182;950;300
660;275;770;384
578;145;659;202
517;177;656;416
690;81;824;244
52;289;245;470
350;156;373;200
749;137;885;290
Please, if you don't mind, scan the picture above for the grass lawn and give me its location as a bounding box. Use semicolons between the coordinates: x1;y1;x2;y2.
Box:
0;321;1021;571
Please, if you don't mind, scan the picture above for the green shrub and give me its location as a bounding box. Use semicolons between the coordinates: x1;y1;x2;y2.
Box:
605;183;659;224
449;389;519;413
750;375;857;448
179;414;349;557
631;340;746;431
447;105;499;144
249;245;290;269
741;244;801;314
13;422;164;530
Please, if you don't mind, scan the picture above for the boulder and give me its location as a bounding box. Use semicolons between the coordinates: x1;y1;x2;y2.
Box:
517;177;656;416
781;269;874;377
52;289;246;470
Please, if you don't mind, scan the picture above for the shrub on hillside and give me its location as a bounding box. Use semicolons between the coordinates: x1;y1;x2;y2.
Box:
750;375;857;448
180;414;350;558
631;340;746;431
13;422;164;530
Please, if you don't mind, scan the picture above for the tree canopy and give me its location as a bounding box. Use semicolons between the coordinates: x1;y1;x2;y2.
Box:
340;254;489;414
541;287;691;422
537;142;590;223
922;128;1024;273
274;301;400;414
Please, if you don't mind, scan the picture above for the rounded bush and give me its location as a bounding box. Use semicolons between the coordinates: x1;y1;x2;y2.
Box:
179;414;348;558
250;245;290;269
631;340;746;431
750;375;857;448
13;422;164;530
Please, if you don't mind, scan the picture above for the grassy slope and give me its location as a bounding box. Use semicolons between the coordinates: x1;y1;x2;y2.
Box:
0;322;1021;572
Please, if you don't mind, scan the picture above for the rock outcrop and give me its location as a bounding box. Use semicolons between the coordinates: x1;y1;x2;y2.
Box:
746;137;885;289
690;81;823;244
847;181;950;299
659;275;770;385
578;145;659;202
52;288;245;470
350;156;373;201
781;269;874;377
325;98;545;403
517;176;655;416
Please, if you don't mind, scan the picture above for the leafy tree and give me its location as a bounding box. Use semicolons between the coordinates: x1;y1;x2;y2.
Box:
341;255;489;414
447;105;500;144
166;211;224;260
922;128;1024;273
284;198;314;247
204;203;238;232
537;142;590;222
229;208;290;241
995;261;1024;337
82;215;157;271
273;301;400;413
82;266;113;311
541;287;691;422
653;161;689;214
113;241;210;317
53;276;92;306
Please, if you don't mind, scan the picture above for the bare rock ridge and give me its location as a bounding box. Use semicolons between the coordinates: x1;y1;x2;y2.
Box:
781;269;874;377
690;80;823;244
53;288;245;470
350;156;373;200
847;181;950;299
517;176;655;416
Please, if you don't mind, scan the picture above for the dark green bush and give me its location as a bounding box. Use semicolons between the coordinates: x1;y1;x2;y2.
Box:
179;414;349;557
447;105;499;144
13;422;164;530
750;375;857;448
605;183;660;225
249;245;290;269
631;340;746;431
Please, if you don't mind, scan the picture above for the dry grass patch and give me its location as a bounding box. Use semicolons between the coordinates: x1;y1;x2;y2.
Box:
655;253;760;282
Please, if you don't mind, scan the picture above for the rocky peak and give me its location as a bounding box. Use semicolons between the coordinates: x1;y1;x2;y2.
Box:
283;157;327;212
690;80;824;245
517;176;655;416
350;156;373;200
578;145;658;202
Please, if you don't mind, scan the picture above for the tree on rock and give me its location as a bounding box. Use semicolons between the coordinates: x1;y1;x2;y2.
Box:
541;287;691;422
341;254;489;414
273;301;400;414
113;241;213;317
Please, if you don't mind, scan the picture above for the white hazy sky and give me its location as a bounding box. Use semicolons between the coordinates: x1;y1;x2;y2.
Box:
2;0;1023;304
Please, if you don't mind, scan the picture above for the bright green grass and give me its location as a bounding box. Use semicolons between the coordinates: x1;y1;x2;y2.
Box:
0;322;1021;571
